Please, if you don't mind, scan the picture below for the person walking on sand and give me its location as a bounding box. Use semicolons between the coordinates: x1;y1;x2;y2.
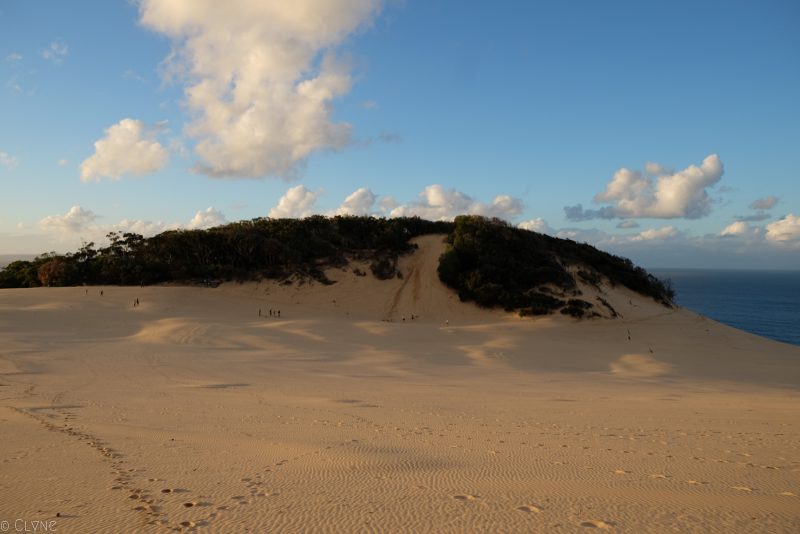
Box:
259;308;261;317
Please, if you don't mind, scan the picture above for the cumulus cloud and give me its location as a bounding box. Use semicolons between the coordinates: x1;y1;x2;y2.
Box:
765;214;800;247
80;119;169;182
111;219;176;237
41;41;68;61
749;196;778;210
627;226;680;242
335;187;376;215
566;154;724;221
518;218;552;234
721;221;750;237
37;205;227;246
138;0;381;178
389;185;523;221
264;183;525;222
0;151;17;169
268;185;320;218
187;207;227;229
39;206;97;234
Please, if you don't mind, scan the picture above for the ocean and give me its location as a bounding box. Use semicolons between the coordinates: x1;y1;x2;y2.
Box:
650;269;800;347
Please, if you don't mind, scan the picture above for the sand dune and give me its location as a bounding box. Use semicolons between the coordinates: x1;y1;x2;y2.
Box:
1;236;799;532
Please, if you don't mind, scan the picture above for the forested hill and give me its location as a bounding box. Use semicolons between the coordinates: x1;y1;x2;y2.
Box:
0;215;674;317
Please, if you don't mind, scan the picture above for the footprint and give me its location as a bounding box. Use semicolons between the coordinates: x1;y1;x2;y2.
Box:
778;491;796;497
581;519;615;529
733;486;754;492
686;480;708;485
161;488;173;494
183;501;197;508
613;469;630;475
179;521;196;528
453;494;479;501
517;504;543;513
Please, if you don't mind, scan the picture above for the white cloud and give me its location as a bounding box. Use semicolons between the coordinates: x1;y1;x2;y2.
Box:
627;226;680;242
518;218;552;234
110;219;176;237
37;205;218;245
57;158;68;167
39;206;97;234
5;53;23;63
566;154;724;220
765;214;800;247
335;187;376;215
361;100;378;109
720;221;754;237
644;161;670;175
378;196;398;213
389;185;523;221
138;0;381;178
41;41;68;61
268;185;320;218
0;151;17;169
749;196;778;210
187;207;227;229
80;119;169;182
265;183;524;222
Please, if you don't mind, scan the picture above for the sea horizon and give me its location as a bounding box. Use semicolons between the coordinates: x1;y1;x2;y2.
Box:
651;268;800;347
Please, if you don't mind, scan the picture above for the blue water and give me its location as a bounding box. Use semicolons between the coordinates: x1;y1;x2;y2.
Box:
649;269;800;346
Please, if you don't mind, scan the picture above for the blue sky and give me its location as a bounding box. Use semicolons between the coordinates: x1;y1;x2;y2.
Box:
1;0;798;268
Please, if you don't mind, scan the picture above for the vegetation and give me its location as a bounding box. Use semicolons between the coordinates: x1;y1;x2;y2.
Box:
0;216;451;289
0;214;674;318
437;216;674;316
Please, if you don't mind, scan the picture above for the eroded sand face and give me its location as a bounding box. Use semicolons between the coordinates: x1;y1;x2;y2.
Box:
1;237;799;532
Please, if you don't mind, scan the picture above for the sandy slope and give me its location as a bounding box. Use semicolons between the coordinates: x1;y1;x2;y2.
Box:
1;235;798;533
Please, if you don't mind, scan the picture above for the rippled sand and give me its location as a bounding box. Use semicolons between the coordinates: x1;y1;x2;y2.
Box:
1;237;798;532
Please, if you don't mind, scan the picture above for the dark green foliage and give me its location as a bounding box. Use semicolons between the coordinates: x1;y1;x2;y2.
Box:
0;214;674;321
437;215;674;316
596;296;620;318
0;216;451;288
370;255;399;280
561;298;594;318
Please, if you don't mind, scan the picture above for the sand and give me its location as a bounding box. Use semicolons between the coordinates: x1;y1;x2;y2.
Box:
1;235;798;532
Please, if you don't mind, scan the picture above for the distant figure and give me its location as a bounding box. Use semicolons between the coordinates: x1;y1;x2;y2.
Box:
259;308;261;317
100;290;103;296
445;320;449;326
626;329;631;341
402;316;405;322
136;298;139;306
278;310;281;318
269;309;273;317
85;289;88;296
